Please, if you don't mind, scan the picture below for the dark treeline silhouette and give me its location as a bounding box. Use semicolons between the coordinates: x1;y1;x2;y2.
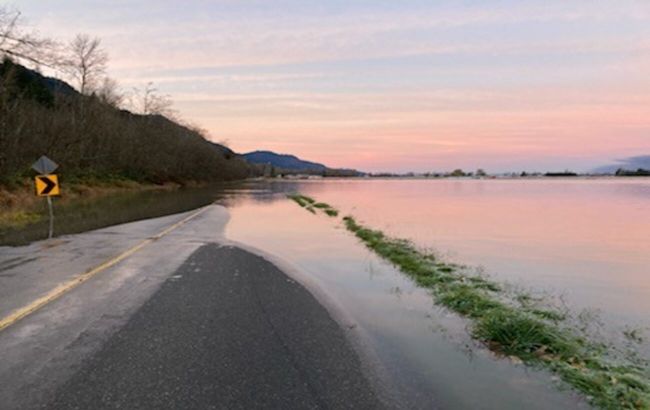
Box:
615;168;650;177
0;59;250;186
0;7;252;188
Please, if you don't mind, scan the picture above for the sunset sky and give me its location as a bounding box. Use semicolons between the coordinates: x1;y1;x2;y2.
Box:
15;0;650;172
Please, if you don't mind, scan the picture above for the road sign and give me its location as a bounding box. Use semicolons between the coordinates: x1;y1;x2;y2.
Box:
32;155;59;175
35;175;60;196
32;158;60;239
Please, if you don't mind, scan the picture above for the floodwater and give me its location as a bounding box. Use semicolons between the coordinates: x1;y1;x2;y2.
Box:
283;178;650;326
5;177;648;408
221;178;649;409
0;183;245;246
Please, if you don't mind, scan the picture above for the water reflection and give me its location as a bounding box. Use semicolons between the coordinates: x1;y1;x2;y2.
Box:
290;179;650;326
6;177;645;408
219;178;648;408
1;183;241;246
224;195;587;409
8;177;647;330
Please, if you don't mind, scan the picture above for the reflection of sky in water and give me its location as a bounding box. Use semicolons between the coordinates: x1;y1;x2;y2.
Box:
239;179;650;325
225;197;587;409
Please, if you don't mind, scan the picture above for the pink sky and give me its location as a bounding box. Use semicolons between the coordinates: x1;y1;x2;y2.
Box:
17;0;650;172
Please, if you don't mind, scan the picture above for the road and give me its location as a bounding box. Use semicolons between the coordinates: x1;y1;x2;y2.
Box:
0;206;390;409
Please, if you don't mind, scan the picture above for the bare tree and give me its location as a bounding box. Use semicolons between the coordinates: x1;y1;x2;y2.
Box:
63;34;108;94
131;82;175;117
0;6;58;67
96;77;124;108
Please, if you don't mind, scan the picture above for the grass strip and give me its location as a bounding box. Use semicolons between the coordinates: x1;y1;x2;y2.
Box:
341;215;649;410
287;195;338;217
287;193;649;409
324;208;339;217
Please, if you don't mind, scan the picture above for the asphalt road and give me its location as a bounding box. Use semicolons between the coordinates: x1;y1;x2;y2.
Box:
45;244;388;409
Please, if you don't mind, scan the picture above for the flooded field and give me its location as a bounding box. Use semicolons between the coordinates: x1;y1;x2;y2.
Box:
224;192;578;409
4;177;648;408
284;178;650;328
221;178;649;409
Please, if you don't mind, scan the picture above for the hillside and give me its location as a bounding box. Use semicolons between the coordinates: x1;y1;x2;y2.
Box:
242;150;361;176
0;59;251;188
243;151;327;172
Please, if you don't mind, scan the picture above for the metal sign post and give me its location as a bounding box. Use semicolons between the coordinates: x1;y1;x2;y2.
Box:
32;156;60;240
46;196;54;239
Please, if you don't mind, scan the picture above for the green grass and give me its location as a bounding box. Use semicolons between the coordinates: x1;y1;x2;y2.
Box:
287;194;338;217
0;210;42;230
342;215;650;409
287;194;311;208
324;208;339;217
288;194;650;409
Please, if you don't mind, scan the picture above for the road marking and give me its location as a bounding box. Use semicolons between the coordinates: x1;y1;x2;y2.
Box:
0;206;211;332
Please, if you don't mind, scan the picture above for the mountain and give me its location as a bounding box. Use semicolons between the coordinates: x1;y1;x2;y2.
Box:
242;151;327;172
0;58;77;107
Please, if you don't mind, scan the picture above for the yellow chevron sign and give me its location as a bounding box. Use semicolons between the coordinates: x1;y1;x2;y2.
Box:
35;174;60;196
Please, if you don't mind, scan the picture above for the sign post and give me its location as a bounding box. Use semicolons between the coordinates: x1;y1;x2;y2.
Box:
46;196;54;239
31;156;60;239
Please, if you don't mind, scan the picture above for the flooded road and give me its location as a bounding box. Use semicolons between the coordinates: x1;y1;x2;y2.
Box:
236;179;650;326
220;178;648;409
224;186;589;409
0;183;244;246
3;177;647;408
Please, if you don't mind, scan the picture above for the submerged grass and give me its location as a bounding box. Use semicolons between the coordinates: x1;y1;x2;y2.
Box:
289;194;650;409
287;194;315;213
324;208;339;217
287;194;311;208
340;215;650;409
287;194;338;217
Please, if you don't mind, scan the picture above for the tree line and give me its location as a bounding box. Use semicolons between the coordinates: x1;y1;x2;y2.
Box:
0;6;252;188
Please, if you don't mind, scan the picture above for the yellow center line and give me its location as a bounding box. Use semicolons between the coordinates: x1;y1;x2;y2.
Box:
0;206;212;332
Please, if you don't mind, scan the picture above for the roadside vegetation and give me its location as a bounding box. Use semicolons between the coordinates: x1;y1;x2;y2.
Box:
0;6;252;193
0;179;177;232
289;193;650;410
0;6;256;233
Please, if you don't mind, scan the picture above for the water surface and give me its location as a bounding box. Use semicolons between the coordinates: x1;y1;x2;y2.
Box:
0;183;243;246
221;178;648;409
280;178;650;326
6;177;647;408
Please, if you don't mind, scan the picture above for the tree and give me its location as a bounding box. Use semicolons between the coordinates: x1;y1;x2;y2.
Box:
131;82;175;117
0;6;58;68
96;77;124;108
476;169;487;177
1;7;58;180
450;169;466;177
63;34;108;94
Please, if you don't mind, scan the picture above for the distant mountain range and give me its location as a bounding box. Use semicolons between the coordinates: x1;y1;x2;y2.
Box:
242;150;361;176
242;151;327;171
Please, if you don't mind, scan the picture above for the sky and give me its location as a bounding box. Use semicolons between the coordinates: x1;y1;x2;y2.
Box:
11;0;650;172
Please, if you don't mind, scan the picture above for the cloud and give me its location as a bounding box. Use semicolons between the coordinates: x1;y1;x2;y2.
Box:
21;1;650;72
13;0;650;172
